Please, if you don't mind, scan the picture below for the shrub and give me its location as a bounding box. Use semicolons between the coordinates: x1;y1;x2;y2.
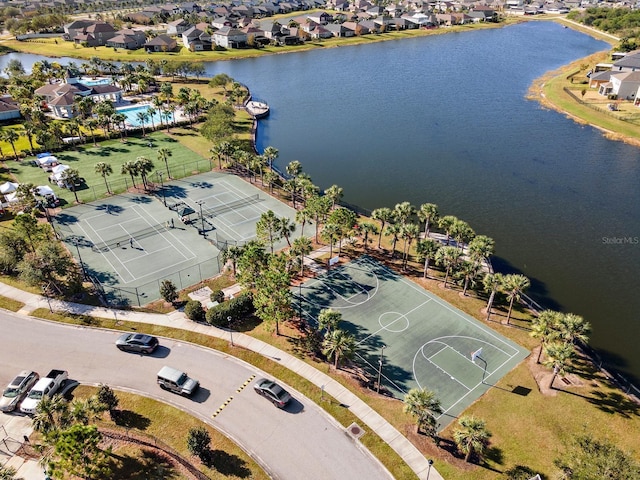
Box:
206;291;254;327
96;384;119;419
186;426;210;461
184;299;205;322
210;289;225;303
159;280;178;304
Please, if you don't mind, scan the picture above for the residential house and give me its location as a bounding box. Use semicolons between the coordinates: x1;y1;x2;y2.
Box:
598;71;640;99
212;16;234;29
0;96;21;121
106;29;147;50
611;52;640;72
325;23;355;37
242;26;269;45
35;77;122;119
144;34;178;52
342;21;370;35
70;21;116;46
588;70;613;89
213;26;247;48
167;18;191;36
182;26;212;50
306;11;333;24
122;11;155;25
63;19;93;40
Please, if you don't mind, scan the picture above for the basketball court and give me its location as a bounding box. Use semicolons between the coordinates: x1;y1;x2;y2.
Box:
295;255;529;425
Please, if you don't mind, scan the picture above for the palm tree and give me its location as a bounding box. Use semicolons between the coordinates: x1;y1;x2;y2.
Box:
0;129;20;161
557;312;591;346
321;223;340;260
94;162;113;194
451;218;475;252
384;223;402;258
318;308;342;335
457;260;481;296
291;236;312;276
283;178;299;209
393;201;416;226
121;160;138;190
278;217;296;248
482;272;504;321
416;238;441;278
502;274;530;325
531;310;562;363
157;147;172;178
453;415;492;463
371;207;393;249
263;145;279;168
324;184;343;210
286;160;302;177
435;246;462;288
543;342;576;389
32;394;69;435
418;203;439;237
86;118;99;147
438;215;458;245
264;171;280;194
136;111;148;136
22;121;37;155
134;156;154;190
295;208;313;237
359;222;379;250
400;223;420;270
468;235;495;267
403;388;442;437
322;329;355;369
61;168;82;203
112;112;127;141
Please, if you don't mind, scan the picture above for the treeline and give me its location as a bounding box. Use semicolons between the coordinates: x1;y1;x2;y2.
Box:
568;7;640;50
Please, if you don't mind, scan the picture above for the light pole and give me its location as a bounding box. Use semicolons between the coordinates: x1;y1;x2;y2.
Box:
72;238;87;280
157;171;166;206
227;315;234;346
42;285;52;313
376;345;386;394
426;459;433;480
196;200;205;236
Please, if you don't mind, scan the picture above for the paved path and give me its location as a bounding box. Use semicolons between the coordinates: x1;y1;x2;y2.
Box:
0;259;443;480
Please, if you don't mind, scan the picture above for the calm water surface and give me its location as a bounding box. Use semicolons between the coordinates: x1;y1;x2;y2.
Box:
2;22;639;386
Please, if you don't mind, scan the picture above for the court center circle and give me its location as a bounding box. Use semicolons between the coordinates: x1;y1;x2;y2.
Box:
379;312;410;332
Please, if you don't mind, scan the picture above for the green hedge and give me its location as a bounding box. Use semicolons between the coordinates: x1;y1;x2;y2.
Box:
205;291;254;327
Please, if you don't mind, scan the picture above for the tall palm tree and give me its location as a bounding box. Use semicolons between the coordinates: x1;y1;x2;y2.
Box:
157;147;172;178
286;160;302;177
94;162;113;194
324;184;343;210
0;129;20;161
457;260;481;296
22;121;37;154
291;236;312;277
384;223;402;258
400;223;420;270
86;118;99;147
393;201;416;226
61;168;82;203
263;145;279;168
531;310;563;363
416;238;440;278
321;223;341;260
438;215;458;245
121;160;138;191
543;342;576;389
322;329;355;369
112;112;127;141
451;218;475;252
263;171;280;194
278;217;296;248
32;394;69;435
403;388;442;437
134;156;154;190
482;272;504;322
318;308;342;335
371;207;393;249
502;274;530;325
468;235;495;267
435;246;462;288
418;203;439;237
453;415;492;463
295;208;313;237
136;111;148;136
283;178;299;209
359;222;379;250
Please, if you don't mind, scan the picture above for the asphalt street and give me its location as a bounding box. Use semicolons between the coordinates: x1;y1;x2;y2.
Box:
0;312;392;480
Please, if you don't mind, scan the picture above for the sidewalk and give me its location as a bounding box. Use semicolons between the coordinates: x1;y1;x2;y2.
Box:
0;277;443;480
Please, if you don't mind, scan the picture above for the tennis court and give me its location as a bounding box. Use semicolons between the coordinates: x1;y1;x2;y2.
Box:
295;256;529;426
55;171;299;306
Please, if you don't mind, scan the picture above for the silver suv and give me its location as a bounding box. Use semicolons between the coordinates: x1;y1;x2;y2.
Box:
0;370;39;412
157;366;199;396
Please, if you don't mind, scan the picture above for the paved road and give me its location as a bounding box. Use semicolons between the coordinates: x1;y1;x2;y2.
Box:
0;312;391;480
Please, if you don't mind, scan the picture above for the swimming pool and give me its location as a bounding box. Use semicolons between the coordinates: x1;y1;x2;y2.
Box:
80;77;114;86
116;104;170;128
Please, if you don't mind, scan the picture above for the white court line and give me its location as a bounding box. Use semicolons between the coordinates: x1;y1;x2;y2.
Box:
119;243;176;265
132;205;196;260
358;256;521;356
77;221;135;282
356;298;431;346
417;345;470;391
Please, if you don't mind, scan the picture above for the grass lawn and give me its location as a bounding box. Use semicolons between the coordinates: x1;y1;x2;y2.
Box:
70;385;270;480
0;294;24;311
4;131;212;206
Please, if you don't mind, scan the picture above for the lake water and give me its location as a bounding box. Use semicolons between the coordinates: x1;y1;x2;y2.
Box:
2;22;639;387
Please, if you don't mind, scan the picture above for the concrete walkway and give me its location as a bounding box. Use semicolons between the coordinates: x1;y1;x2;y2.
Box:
0;265;443;480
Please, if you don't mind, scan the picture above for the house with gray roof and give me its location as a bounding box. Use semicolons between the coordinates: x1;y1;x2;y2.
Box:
0;96;20;121
599;71;640;99
144;34;178;52
35;77;122;119
106;29;146;50
213;26;247;48
182;26;212;50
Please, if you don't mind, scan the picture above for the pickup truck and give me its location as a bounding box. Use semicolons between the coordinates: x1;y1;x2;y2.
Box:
20;369;68;414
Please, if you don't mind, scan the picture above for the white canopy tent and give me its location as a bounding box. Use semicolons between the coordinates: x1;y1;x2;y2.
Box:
37;155;58;167
51;164;69;175
0;181;18;195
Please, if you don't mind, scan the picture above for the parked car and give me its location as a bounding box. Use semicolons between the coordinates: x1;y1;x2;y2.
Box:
157;366;199;396
115;333;159;354
0;370;39;412
253;378;291;408
20;369;68;415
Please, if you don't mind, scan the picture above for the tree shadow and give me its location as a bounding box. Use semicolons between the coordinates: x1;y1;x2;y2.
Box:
203;449;252;478
113;410;151;430
109;448;178;479
588;389;640;417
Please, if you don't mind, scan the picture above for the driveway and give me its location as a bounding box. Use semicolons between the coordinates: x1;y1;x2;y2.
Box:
0;312;391;480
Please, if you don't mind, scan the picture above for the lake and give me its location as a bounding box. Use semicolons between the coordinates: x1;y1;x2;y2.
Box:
1;22;639;388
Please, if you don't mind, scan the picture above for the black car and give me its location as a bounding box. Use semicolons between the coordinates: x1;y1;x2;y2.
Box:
253;378;291;408
115;333;159;354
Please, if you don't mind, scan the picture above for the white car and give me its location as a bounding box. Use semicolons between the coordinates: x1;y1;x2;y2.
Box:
0;371;39;413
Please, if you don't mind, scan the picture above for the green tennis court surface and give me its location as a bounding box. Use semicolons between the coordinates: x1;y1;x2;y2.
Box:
295;256;529;426
55;171;299;306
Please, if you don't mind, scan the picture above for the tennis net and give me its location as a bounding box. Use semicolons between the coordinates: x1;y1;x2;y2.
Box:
91;223;169;252
201;194;261;218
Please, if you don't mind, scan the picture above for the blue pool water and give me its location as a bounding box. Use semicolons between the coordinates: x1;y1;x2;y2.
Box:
80;77;113;86
116;104;169;128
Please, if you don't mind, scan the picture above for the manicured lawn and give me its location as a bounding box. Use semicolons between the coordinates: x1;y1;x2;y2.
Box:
0;125;37;160
0;294;24;311
5;131;212;206
71;385;270;480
